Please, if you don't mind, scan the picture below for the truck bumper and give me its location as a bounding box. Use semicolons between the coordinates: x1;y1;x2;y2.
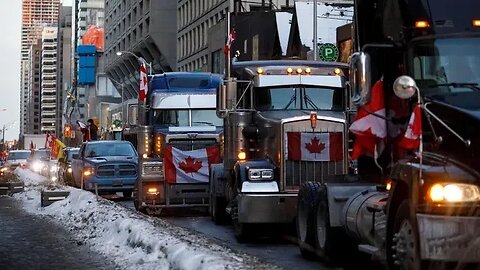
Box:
417;213;480;262
237;193;297;223
84;176;137;192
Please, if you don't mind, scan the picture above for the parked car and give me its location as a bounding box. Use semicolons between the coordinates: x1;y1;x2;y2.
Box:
27;149;51;174
2;150;31;171
57;147;80;185
71;141;138;197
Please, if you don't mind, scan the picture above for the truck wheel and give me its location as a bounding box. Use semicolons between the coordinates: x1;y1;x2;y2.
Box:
390;200;423;270
297;181;321;259
313;185;347;265
233;219;253;243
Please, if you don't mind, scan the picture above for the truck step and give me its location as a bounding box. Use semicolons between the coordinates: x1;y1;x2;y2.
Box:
358;244;379;255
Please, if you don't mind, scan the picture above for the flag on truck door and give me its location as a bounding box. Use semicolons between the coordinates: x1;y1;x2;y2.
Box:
287;132;343;161
164;145;221;184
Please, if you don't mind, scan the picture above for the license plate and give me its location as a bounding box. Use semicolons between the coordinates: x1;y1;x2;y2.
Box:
112;180;123;186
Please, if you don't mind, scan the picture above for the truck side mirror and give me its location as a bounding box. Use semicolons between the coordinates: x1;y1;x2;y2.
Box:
72;154;79;159
128;105;138;126
216;78;237;118
349;52;371;106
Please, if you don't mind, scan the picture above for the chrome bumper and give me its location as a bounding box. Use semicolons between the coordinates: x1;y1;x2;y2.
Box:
417;213;480;262
237;193;297;223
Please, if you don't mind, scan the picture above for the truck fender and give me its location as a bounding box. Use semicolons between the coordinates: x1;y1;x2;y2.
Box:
210;163;225;197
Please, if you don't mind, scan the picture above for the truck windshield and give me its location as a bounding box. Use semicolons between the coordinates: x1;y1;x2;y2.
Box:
85;143;136;157
152;109;223;127
410;37;480;96
254;86;344;111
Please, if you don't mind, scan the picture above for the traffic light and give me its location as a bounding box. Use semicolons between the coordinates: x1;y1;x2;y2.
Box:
64;124;72;138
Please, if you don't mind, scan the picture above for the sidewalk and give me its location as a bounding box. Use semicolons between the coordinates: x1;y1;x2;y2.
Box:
0;196;119;270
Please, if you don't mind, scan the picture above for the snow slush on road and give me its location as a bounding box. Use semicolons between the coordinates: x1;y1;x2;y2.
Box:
13;168;275;270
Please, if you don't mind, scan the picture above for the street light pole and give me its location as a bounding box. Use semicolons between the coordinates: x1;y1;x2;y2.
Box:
109;78;125;130
116;51;156;75
313;0;318;61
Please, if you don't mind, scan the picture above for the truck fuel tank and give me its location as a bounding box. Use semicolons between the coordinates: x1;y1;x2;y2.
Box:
341;190;389;246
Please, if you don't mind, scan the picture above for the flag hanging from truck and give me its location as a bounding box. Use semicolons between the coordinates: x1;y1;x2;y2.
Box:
224;27;236;55
400;104;422;150
139;62;148;103
287;132;343;161
164;145;221;184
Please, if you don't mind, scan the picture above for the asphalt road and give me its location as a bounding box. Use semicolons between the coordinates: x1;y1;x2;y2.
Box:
0;195;118;270
116;199;333;270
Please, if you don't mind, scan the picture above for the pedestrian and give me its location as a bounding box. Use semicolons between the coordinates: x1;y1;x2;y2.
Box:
87;119;98;141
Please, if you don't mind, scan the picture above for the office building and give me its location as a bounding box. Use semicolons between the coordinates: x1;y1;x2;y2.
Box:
40;27;58;133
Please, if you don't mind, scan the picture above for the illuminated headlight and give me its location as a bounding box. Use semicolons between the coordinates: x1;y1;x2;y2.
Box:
67;167;73;173
83;167;95;176
429;183;480;203
51;176;57;181
50;164;58;172
248;168;274;180
0;167;8;172
146;187;160;195
142;162;163;176
32;161;43;172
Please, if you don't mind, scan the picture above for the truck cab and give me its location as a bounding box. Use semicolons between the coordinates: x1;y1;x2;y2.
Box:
211;60;350;241
131;72;223;215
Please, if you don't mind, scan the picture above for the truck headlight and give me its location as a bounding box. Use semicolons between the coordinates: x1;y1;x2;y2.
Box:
32;161;43;172
83;167;95;176
248;168;274;180
429;183;480;203
0;167;8;172
67;167;73;173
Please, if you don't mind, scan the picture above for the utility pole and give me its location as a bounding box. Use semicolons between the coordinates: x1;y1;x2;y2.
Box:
313;0;318;61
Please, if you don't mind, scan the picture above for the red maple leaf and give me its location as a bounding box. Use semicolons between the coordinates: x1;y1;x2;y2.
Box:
178;156;203;174
305;136;326;154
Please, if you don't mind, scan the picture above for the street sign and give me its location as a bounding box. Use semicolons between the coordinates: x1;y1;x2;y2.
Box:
319;43;339;62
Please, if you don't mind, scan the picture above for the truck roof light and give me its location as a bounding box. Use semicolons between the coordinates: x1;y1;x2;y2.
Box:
287;67;293;74
257;68;264;75
310;112;317;129
415;20;430;28
305;68;312;74
334;68;341;75
473;19;480;27
296;68;303;74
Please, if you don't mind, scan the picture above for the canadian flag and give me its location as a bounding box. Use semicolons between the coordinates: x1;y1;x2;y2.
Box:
164;145;221;184
349;79;387;160
139;62;148;103
224;27;236;55
400;104;422;150
287;132;343;161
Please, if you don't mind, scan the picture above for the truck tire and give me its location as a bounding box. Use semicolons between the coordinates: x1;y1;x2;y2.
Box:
297;181;321;259
313;185;348;265
123;191;132;199
233;219;253;243
390;200;424;270
209;168;229;225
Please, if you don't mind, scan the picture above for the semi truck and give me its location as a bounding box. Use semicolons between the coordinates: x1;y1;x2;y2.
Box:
297;0;480;268
128;72;224;215
209;60;351;241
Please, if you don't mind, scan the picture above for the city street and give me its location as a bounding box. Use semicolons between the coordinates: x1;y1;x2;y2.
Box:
0;196;118;270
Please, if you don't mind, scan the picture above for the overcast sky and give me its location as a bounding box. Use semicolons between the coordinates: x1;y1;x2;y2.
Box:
0;0;71;141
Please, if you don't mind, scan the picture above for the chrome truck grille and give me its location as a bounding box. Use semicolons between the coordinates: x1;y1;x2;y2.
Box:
282;118;346;189
168;139;217;151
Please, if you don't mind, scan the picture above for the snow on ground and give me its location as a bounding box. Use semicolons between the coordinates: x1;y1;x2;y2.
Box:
13;168;276;270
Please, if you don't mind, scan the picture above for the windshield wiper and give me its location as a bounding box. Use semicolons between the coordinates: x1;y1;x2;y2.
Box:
428;82;480;91
192;121;214;126
304;94;319;110
283;93;297;109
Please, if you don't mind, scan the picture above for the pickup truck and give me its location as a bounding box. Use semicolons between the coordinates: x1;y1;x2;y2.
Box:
71;140;138;197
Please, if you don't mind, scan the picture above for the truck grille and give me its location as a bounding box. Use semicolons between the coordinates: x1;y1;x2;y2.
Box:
168;139;217;151
96;164;136;177
283;119;346;189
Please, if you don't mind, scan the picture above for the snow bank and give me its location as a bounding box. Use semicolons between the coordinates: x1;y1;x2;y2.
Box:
14;168;271;270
